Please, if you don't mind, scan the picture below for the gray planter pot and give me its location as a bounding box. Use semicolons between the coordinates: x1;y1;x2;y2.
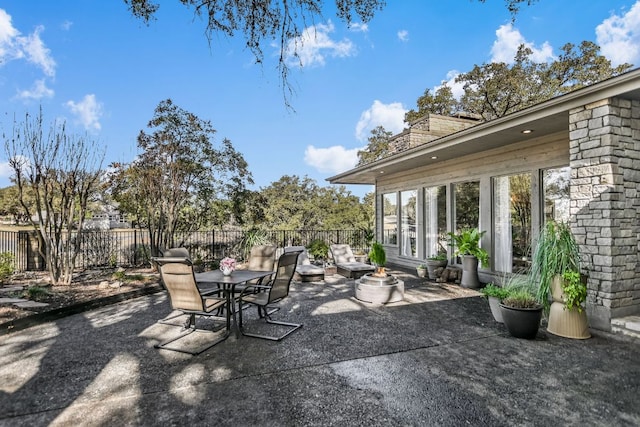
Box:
460;255;480;289
487;296;503;323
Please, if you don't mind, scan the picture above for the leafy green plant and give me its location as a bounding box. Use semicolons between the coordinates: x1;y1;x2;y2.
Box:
0;252;15;283
480;283;510;300
562;271;587;312
531;221;580;311
502;288;541;309
448;228;489;267
427;253;447;261
238;228;271;261
307;239;329;261
368;242;386;274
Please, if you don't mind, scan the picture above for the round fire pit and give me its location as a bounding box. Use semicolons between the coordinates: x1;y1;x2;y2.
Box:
354;274;405;304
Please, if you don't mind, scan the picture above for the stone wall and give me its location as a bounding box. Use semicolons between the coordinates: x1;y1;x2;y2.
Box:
569;97;640;330
388;114;479;154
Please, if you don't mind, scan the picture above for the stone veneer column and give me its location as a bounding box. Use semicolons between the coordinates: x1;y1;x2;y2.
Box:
568;97;640;331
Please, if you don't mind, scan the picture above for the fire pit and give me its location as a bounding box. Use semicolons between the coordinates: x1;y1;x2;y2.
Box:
354;273;404;304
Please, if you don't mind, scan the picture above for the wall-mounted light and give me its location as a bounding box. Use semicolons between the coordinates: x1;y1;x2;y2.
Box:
431;156;438;160
521;129;534;134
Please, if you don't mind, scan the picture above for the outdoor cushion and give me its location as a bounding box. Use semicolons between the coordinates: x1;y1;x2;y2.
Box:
284;246;325;282
330;244;374;279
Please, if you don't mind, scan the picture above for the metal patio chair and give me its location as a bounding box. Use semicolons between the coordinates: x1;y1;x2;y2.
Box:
153;256;230;355
237;251;302;341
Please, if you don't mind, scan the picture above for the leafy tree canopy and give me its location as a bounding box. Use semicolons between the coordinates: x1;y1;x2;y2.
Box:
108;99;252;255
406;41;633;122
356;125;392;166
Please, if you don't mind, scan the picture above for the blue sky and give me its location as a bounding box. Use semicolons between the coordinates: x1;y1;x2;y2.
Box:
1;1;639;199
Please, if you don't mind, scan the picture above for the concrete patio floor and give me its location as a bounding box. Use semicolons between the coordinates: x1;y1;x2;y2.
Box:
0;267;638;426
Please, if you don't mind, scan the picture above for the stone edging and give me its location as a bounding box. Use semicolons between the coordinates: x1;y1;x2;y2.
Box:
0;283;165;336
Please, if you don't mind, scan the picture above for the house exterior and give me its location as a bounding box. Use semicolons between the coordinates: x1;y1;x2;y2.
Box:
328;68;640;332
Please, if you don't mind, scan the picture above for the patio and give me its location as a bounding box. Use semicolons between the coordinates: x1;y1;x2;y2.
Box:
0;267;638;426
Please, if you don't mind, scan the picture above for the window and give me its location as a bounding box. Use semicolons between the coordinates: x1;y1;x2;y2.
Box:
424;185;447;258
454;181;480;232
493;173;532;273
400;190;417;257
382;193;398;245
543;166;570;224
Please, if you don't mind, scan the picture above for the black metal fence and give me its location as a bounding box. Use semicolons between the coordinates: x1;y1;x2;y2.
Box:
0;229;369;272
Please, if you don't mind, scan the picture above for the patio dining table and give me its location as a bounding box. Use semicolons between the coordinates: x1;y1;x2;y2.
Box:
195;269;274;337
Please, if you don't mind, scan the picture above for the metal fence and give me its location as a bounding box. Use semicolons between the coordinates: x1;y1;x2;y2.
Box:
0;229;369;272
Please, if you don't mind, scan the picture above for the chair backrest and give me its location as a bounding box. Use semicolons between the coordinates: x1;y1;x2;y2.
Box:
162;247;191;260
154;257;203;312
284;245;311;265
330;244;356;263
247;245;277;271
268;251;300;303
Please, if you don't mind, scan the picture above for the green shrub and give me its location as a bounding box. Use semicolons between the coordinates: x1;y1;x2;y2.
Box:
307;239;329;261
23;286;49;301
480;283;510;300
0;252;15;283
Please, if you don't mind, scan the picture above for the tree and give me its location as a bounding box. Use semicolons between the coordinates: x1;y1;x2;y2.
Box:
408;42;633;123
4;110;104;285
108;99;252;256
404;84;459;123
0;185;32;224
356;125;392;166
125;0;385;106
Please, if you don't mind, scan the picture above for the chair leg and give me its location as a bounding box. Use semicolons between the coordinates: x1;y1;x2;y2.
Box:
155;313;229;355
239;303;303;341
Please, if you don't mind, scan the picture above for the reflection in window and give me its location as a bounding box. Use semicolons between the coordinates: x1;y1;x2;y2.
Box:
454;181;480;232
494;174;532;273
400;190;417;257
544;167;570;224
424;185;447;258
382;193;398;245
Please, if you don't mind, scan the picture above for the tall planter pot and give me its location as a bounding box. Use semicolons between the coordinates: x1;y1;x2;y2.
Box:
547;276;591;339
500;303;542;339
460;255;481;289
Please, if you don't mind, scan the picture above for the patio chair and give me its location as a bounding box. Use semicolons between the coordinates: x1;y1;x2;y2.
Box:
284;245;325;282
153;256;229;355
162;247;191;260
238;251;302;341
329;244;375;279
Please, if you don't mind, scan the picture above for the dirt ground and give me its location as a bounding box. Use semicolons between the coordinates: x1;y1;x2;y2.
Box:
0;268;161;325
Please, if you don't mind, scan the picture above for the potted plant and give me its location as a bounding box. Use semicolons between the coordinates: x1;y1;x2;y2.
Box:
424;254;448;280
531;221;590;339
480;283;510;323
448;228;489;289
499;285;543;339
368;241;387;276
307;239;329;265
416;264;428;278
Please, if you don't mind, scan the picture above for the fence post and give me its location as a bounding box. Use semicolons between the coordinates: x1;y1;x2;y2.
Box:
133;229;138;266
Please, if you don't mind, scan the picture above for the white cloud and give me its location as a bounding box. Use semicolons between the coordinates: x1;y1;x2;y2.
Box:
65;94;103;131
0;9;56;76
355;100;406;141
596;1;640;67
349;22;368;32
284;21;355;67
0;160;14;181
15;79;54;100
397;30;409;42
490;23;554;64
304;145;361;174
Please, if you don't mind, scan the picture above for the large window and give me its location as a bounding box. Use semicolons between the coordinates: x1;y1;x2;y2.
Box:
424;185;447;258
400;190;417;257
543;166;570;224
454;181;480;231
493;173;532;273
382;193;398;245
